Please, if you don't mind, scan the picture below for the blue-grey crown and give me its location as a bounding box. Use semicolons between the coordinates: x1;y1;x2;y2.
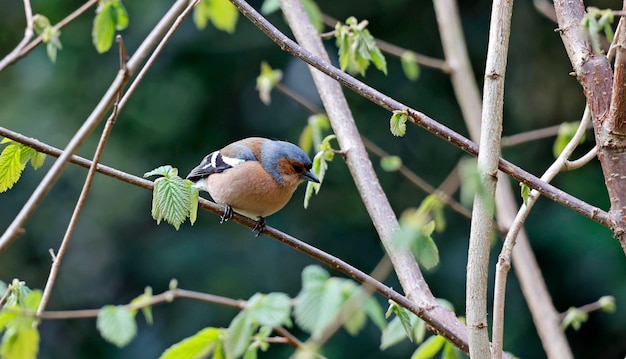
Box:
260;140;312;185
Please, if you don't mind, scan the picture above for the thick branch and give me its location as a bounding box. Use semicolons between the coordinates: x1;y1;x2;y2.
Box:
554;0;626;254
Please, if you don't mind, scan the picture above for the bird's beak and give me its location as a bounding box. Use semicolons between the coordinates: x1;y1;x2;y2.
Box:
301;170;320;183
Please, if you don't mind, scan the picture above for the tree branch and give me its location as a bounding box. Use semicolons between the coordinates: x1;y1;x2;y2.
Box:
227;0;609;230
0;0;35;71
0;0;194;252
554;0;626;254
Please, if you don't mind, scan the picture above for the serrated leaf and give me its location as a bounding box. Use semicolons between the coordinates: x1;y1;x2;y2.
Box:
247;293;292;328
194;0;238;33
294;266;343;336
225;312;255;358
380;316;408;350
151;175;192;230
189;185;199;226
401;51;420;81
380;156;402;172
93;1;116;53
29;151;45;170
411;335;446;359
390;110;408;137
334;17;385;76
144;165;177;178
97;305;137;348
0;142;27;193
159;327;222;359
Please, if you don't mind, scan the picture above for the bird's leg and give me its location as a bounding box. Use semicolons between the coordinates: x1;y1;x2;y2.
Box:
252;217;266;237
220;205;233;223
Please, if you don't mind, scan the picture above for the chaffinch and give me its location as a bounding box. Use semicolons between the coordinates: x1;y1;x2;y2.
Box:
186;137;319;236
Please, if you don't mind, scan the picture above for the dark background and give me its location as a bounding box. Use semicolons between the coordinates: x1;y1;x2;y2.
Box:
1;0;625;358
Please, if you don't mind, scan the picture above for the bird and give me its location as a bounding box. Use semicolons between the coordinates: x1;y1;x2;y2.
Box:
186;137;320;236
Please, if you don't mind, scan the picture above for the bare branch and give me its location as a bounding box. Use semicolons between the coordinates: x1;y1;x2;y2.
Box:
0;0;99;72
563;145;598;170
0;0;196;252
0;0;34;71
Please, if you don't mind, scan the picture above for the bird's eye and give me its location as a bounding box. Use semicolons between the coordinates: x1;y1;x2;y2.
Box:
292;164;304;173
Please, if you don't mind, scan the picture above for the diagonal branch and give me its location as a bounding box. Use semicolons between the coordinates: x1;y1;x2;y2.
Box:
0;126;473;352
0;0;194;252
228;0;608;227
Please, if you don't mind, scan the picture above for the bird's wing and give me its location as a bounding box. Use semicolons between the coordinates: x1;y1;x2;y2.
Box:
186;144;257;182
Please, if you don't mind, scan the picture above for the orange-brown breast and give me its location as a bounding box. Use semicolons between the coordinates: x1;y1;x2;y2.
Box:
205;161;301;219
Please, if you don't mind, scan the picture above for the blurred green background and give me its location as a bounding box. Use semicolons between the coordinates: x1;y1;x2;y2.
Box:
1;0;625;358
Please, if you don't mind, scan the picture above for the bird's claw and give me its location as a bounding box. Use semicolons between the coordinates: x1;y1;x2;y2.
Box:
252;217;266;237
220;205;233;223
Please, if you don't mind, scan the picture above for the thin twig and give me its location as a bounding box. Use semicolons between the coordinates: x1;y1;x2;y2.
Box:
0;0;35;71
36;38;128;318
563;145;597;170
0;0;99;72
501;123;586;147
0;0;194;252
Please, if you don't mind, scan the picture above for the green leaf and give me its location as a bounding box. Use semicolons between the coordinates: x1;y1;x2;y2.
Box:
411;335;446;359
159;327;223;359
390;110;408;137
520;182;530;205
294;266;343;336
0;142;27;193
225;311;255;359
334;17;386;76
0;325;40;359
246;293;292;328
256;62;283;105
112;1;129;30
147;167;195;230
260;0;280;14
301;0;323;32
561;307;588;331
553;122;584;158
598;296;616;313
29;151;45;170
380;156;402;172
93;1;116;53
363;297;386;331
144;165;177;178
458;157;485;208
194;0;239;33
401;51;421;81
441;341;462;359
189;186;199;226
395;208;440;270
97;305;137;348
129;287;154;325
380;316;408;349
343;304;367;336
